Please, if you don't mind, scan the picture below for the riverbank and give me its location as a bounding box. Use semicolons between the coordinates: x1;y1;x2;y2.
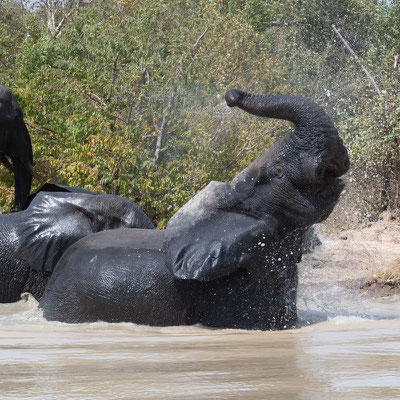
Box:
300;212;400;298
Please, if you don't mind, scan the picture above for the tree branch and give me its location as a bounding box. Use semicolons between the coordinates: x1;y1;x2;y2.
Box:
42;0;91;36
84;91;127;123
153;26;210;165
153;68;181;165
321;0;381;95
109;51;120;101
331;24;382;95
26;121;58;136
18;0;31;42
54;9;73;36
190;25;210;57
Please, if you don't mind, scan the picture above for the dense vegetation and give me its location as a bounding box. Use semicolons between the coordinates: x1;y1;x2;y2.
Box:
1;0;399;227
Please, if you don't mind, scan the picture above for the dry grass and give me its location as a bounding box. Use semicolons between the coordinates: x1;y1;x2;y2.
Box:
300;211;400;295
365;258;400;289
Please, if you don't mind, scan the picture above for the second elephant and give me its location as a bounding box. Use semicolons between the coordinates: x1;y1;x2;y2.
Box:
0;188;154;303
0;85;43;211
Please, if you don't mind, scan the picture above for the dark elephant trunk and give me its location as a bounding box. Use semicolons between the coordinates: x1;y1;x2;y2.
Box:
9;119;35;211
225;89;337;140
12;157;32;211
226;89;349;175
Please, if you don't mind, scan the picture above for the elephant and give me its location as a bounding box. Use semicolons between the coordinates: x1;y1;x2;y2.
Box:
0;85;43;211
22;182;96;210
39;89;349;330
0;185;154;303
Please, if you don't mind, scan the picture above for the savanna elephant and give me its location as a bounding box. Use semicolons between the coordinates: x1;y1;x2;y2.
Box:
39;90;349;330
0;187;154;303
0;85;43;211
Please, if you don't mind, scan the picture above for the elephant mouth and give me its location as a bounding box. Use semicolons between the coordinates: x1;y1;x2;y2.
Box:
303;163;345;201
325;174;344;192
318;169;345;199
325;154;350;177
327;156;347;179
299;163;345;196
318;156;348;194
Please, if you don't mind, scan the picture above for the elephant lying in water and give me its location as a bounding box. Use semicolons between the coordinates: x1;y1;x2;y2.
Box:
39;90;349;330
0;184;154;303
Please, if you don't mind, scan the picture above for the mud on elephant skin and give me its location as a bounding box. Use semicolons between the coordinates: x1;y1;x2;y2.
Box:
0;187;154;303
0;85;43;211
39;90;349;330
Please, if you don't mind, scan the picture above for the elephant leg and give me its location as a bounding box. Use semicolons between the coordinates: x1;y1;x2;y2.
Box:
11;156;32;211
0;260;49;303
0;262;30;303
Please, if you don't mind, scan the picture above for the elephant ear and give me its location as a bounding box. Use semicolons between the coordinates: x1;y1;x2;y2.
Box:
17;192;96;273
165;211;276;281
166;181;239;231
22;182;96;210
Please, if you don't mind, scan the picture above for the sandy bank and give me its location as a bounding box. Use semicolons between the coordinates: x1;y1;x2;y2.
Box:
299;212;400;298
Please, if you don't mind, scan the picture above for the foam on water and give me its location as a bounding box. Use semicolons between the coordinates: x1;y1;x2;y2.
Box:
0;287;399;332
0;294;47;326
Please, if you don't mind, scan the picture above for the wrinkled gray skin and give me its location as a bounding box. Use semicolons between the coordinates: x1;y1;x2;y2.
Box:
40;90;349;330
0;189;154;303
0;85;43;211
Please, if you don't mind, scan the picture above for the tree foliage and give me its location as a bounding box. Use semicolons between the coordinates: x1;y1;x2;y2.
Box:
0;0;399;226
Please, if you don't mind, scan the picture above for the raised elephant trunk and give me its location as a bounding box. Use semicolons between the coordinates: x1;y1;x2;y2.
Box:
225;89;337;139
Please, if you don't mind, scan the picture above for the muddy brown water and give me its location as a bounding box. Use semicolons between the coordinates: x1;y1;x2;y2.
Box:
1;273;400;399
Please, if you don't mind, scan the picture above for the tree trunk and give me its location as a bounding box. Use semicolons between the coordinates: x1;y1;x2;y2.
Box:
153;26;209;166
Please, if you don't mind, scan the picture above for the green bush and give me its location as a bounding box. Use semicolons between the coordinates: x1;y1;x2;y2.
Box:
0;0;399;228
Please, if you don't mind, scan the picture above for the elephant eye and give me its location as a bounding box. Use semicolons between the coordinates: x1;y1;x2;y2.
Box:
272;165;283;179
113;218;125;228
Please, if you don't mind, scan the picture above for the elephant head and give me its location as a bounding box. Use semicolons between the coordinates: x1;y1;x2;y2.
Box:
16;191;154;273
165;89;349;282
225;89;349;226
0;85;43;211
